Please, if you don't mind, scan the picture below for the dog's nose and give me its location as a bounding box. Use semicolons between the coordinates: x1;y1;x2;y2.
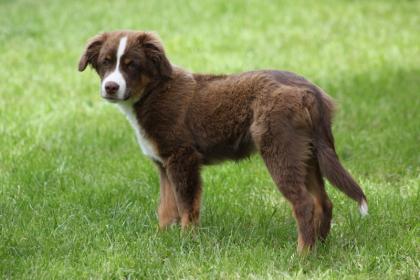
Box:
105;81;119;95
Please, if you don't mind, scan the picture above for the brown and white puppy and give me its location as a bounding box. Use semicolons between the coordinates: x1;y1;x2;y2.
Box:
79;30;367;253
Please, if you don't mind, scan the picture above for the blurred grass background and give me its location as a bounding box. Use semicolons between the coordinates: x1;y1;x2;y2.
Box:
0;0;419;278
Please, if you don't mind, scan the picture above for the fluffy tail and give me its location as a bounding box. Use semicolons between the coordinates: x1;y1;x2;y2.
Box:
313;89;368;216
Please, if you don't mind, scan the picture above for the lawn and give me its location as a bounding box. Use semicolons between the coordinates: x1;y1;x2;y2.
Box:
0;0;419;278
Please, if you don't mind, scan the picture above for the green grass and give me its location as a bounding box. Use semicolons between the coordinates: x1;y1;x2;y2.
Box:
1;0;419;278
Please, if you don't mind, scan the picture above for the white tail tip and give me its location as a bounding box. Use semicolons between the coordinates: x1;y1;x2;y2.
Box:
359;199;368;217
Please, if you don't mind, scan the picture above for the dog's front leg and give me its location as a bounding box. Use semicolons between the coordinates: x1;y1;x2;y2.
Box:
165;146;202;229
156;164;180;229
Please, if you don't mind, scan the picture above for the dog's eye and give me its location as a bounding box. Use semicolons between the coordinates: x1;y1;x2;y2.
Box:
102;58;112;66
126;61;138;71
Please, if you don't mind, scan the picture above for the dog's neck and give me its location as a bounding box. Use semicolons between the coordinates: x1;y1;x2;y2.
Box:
117;97;163;162
116;67;199;162
134;76;172;109
115;69;188;162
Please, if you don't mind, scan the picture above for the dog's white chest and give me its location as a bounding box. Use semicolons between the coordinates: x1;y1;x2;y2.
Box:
118;103;162;162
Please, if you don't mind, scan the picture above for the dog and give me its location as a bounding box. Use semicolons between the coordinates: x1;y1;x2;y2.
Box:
78;30;367;253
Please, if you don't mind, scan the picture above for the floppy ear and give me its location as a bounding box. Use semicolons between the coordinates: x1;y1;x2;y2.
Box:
78;33;106;72
138;32;173;79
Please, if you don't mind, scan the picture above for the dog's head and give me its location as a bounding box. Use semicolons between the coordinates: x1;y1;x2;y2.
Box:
78;31;172;103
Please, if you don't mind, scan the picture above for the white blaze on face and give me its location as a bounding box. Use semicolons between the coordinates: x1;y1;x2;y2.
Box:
101;36;128;99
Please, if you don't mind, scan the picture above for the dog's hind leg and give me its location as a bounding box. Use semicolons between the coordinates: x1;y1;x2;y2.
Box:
165;146;202;229
305;157;333;241
157;164;180;229
262;148;316;253
253;121;316;253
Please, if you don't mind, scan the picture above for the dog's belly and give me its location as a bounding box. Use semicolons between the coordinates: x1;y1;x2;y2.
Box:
199;133;256;164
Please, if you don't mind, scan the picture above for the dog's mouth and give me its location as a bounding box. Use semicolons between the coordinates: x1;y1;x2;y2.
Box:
102;93;130;103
